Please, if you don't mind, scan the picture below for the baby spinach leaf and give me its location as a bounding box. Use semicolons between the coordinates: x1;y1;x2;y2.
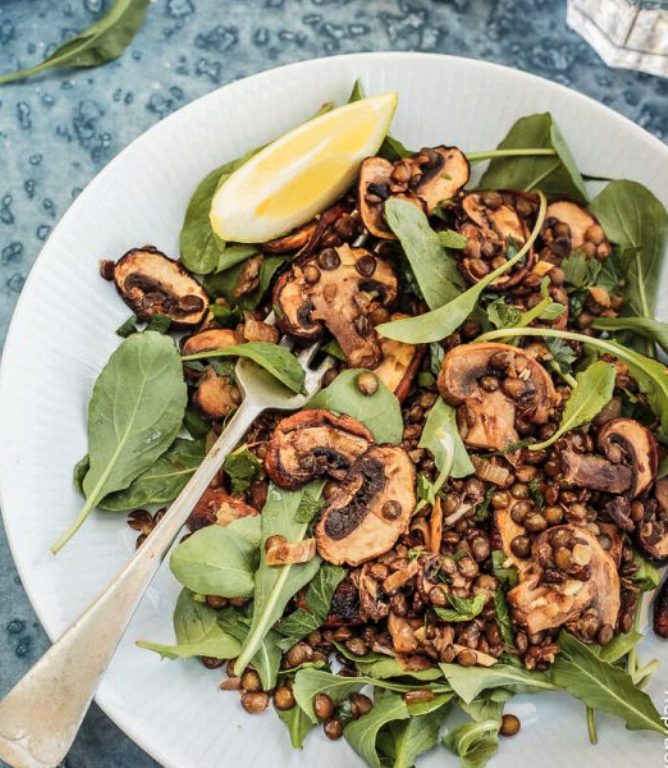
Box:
98;437;205;512
210;303;243;329
205;254;287;310
233;483;324;677
529;360;615;452
384;198;464;310
0;0;150;85
382;697;451;768
438;229;468;249
440;663;556;704
552;632;664;734
182;340;305;394
277;564;346;650
419;399;474;479
54;332;187;553
222;447;261;495
443;718;500;768
214;244;261;274
377;193;546;344
380;134;413;162
116;314;139;338
277;704;316;749
306;369;403;444
136;589;241;661
344;694;410;768
218;607;282;690
592;316;668;356
170;517;261;598
479;113;587;202
434;592;488;623
183;405;212;439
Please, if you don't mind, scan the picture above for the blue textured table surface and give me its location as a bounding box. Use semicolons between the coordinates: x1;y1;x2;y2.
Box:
1;1;667;766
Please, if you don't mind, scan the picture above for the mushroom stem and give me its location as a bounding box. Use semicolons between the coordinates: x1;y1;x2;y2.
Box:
466;148;557;163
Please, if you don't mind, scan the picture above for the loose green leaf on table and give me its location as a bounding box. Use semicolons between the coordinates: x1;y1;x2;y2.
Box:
55;332;187;553
0;0;150;85
551;632;664;734
434;593;488;623
419;399;474;479
529;360;615;451
443;718;500;768
182;340;305;394
306;368;403;444
277;704;316;749
233;483;324;676
344;694;410;768
222;447;261;495
170;517;261;598
440;663;556;704
384;198;464;310
97;437;205;512
376;192;546;344
479;113;587;202
136;589;241;661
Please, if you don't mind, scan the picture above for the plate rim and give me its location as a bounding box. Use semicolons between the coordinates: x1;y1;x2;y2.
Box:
1;50;668;767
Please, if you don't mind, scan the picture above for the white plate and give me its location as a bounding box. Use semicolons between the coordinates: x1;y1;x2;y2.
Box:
1;52;667;768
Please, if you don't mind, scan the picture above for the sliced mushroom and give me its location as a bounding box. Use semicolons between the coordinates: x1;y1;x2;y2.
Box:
598;418;658;498
437;342;559;453
388;612;421;654
375;314;425;401
456;191;537;289
194;367;242;420
241;317;279;344
262;203;358;256
188;488;258;531
324;578;364;626
598;522;624;568
508;526;620;636
315;444;417;566
273;243;398;368
265;536;316;566
358;147;470;239
560;449;633;494
182;328;239;356
494;508;532;575
359;564;390;621
636;477;668;561
264;409;373;490
542;201;611;261
262;220;318;254
233;254;262;299
113;247;208;326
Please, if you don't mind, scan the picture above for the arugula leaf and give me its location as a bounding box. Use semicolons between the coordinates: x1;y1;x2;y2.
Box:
443;718;500;768
552;632;664;734
277;704;316;749
233;483;324;677
205;254;287;310
0;0;150;85
438;229;469;249
545;337;577;375
562;250;602;289
294;489;323;524
376;192;546;344
493;590;516;653
491;550;519;588
419;399;474;479
182;340;304;394
440;663;556;704
218;607;282;689
592;316;668;356
277;564;346;650
306;369;403;444
486;300;522;330
599;631;644;664
529;360;615;451
55;332;187;553
170;517;261;598
434;593;488;623
384;198;464;310
333;642;445;681
631;551;660;592
136;589;240;661
479;113;587;202
222;447;261;495
344;694;410;768
381;696;451;768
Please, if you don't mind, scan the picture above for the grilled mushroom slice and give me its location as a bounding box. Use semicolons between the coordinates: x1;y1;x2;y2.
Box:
113;247;208;326
194;367;242;420
359;563;390;621
388;613;421;654
325;578;364;626
636;477;668;562
182;328;239;356
508;526;620;636
315;444;417;566
188;488;258;531
264;409;373;490
273;243;398;368
375;314;425;401
456;191;537;289
598;419;658;498
654;577;668;638
560;450;633;494
542;201;611;261
358;147;470;239
262;203;358;256
438;342;559;453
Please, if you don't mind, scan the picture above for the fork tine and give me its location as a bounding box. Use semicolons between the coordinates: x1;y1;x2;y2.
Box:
279;334;294;351
296;340;320;368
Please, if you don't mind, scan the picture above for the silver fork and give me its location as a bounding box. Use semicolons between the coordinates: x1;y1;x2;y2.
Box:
0;337;332;768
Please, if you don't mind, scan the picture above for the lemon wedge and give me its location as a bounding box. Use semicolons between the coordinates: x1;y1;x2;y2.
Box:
209;92;398;243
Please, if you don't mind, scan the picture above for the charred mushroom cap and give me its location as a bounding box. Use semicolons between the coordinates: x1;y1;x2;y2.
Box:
358;147;470;239
508;525;620;636
193;367;242;420
597;418;658;498
113;247;208;326
182;328;239;356
437;342;559;453
264;409;373;490
636;477;668;562
273;243;398;369
262;203;358;256
324;578;364;626
375;313;425;402
542;201;611;261
188;488;258;531
560;450;633;495
456;191;537;289
315;444;417;567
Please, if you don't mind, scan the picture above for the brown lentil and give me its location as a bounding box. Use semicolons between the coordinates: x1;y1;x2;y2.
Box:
314;693;335;721
324;718;344;740
500;714;521;737
241;691;270;713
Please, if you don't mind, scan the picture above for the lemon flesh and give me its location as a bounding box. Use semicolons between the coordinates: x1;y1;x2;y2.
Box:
210;92;398;243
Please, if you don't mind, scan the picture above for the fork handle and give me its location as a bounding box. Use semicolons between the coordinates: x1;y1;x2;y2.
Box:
0;400;262;768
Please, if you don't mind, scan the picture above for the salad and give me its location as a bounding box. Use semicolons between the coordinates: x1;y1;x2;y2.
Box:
61;82;668;767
